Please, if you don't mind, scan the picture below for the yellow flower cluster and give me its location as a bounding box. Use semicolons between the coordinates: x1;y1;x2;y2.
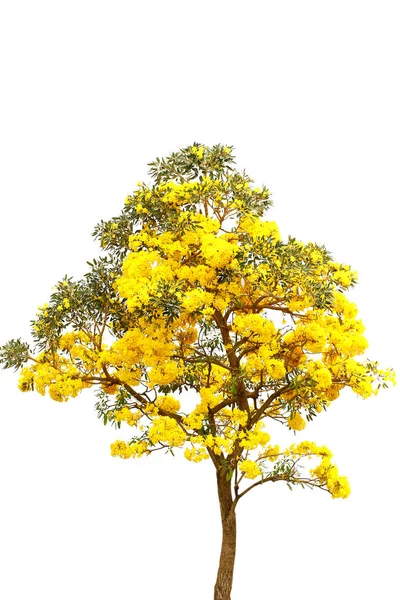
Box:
287;441;350;498
202;434;235;456
232;314;277;344
183;385;224;431
329;263;357;288
191;145;204;159
148;361;181;386
184;446;210;462
239;459;262;479
201;233;239;269
110;440;149;459
155;394;181;413
287;412;306;431
287;441;332;459
18;367;35;391
183;412;204;430
148;416;187;447
239;422;271;450
181;289;214;313
114;407;142;427
306;360;332;390
230;408;249;427
18;360;87;402
258;444;280;461
265;358;286;380
332;291;358;319
311;458;351;499
238;216;280;241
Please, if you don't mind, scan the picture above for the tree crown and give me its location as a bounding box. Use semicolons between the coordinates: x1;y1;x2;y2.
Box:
1;143;395;501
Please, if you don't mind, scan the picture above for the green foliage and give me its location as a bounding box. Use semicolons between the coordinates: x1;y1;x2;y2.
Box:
0;338;30;371
148;142;236;184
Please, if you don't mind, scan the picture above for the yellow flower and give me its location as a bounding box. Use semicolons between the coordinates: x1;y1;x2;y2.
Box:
148;416;186;447
287;413;306;431
240;423;270;450
239;459;262;479
265;359;286;380
184;447;209;462
114;407;141;427
156;394;181;413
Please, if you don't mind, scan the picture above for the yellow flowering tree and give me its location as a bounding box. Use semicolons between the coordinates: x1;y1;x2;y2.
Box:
1;143;395;600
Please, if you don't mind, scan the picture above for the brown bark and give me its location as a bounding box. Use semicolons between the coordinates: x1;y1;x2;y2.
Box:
214;470;237;600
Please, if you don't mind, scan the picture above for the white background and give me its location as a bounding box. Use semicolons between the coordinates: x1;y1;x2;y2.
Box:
0;2;399;599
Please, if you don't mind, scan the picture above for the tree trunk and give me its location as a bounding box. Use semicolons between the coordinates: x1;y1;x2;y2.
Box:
214;471;237;600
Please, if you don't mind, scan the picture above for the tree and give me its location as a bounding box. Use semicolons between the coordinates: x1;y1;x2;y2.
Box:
1;143;395;600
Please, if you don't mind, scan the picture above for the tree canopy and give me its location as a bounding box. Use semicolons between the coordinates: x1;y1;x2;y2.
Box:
1;143;395;501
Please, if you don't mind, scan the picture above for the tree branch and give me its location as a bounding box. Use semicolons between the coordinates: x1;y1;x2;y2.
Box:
250;383;292;426
234;475;329;507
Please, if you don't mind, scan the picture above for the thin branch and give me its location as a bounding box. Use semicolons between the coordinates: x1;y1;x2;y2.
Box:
234;475;328;507
250;383;292;426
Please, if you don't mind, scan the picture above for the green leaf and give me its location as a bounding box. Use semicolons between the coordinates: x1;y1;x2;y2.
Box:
226;468;234;481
